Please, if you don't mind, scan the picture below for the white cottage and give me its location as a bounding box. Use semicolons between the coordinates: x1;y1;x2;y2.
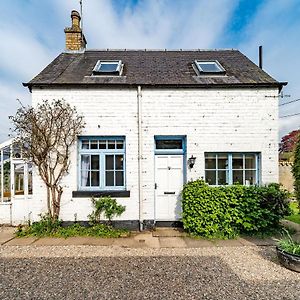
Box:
0;11;286;229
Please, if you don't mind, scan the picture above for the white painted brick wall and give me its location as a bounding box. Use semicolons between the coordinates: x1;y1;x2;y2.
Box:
1;86;279;224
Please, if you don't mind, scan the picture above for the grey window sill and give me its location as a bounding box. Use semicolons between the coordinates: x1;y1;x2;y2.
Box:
72;190;130;198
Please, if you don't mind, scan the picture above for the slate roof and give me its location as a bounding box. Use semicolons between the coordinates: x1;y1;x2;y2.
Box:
24;49;285;89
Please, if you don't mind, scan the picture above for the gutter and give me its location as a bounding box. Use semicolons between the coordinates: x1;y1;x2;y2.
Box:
23;82;288;93
137;85;143;231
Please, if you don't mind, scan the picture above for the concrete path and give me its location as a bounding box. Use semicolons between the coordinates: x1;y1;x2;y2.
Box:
0;226;280;248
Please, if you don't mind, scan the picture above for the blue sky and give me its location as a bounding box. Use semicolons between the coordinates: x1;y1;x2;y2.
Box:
0;0;299;142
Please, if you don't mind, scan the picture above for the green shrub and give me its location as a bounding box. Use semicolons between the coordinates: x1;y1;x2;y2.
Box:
16;219;129;238
16;214;61;237
88;196;126;225
182;180;290;239
292;132;300;210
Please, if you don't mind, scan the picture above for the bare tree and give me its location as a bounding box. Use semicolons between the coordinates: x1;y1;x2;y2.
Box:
10;100;85;220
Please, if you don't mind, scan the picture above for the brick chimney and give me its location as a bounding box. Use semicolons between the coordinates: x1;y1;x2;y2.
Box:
64;10;87;51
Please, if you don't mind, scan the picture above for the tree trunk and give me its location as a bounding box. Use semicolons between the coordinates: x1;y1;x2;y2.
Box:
46;186;53;219
49;185;62;221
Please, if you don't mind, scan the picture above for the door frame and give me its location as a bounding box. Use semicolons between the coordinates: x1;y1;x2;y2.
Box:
154;136;187;222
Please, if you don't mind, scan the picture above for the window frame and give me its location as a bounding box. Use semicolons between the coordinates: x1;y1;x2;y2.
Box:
78;136;126;191
195;60;226;75
204;152;260;186
92;60;123;75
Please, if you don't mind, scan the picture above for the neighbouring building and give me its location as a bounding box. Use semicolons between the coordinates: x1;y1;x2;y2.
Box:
0;10;286;228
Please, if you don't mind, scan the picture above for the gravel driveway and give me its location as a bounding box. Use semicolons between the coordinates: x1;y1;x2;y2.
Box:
0;246;299;299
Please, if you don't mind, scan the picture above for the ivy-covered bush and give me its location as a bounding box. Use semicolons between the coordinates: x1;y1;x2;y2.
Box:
182;180;290;238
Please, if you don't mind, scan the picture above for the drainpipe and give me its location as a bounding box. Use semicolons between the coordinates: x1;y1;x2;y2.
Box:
137;85;143;231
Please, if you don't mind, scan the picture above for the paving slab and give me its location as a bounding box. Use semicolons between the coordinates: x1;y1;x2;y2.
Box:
281;219;300;233
133;232;160;248
183;237;215;248
237;237;259;246
62;237;114;246
5;237;39;246
240;237;277;246
32;237;66;246
0;227;15;245
113;237;147;248
152;228;186;237
159;237;187;248
292;233;300;242
215;239;244;247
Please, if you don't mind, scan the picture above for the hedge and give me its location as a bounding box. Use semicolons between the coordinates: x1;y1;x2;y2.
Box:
182;180;290;238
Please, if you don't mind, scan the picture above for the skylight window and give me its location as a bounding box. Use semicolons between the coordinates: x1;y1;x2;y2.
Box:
93;60;122;75
195;60;225;74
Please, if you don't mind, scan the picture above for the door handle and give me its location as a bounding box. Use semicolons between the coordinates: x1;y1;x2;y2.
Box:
164;192;175;195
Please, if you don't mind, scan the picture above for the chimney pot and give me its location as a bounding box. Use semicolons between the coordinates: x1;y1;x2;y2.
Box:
64;10;87;52
71;10;81;28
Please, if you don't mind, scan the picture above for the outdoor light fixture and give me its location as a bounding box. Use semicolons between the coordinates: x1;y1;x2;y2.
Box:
188;155;196;168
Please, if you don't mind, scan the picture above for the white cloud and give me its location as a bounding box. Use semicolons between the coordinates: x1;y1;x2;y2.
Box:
1;0;299;143
0;79;30;142
0;2;57;143
53;0;235;49
238;0;300;138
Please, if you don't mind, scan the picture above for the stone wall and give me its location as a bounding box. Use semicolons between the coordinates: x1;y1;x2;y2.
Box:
279;162;294;192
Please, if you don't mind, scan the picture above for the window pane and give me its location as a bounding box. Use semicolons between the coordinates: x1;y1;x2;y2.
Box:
99;63;119;72
91;171;100;186
115;155;124;170
205;154;216;169
233;170;243;184
106;155;114;170
28;163;33;195
12;143;22;158
14;164;24;195
245;170;256;186
108;140;116;149
82;140;89;149
99;140;107;149
3;159;11;200
81;170;90;187
81;155;90;170
106;171;114;186
116;141;124;149
90;140;98;149
205;170;216;185
245;154;256;169
198;62;222;73
155;140;182;149
232;154;243;169
218;154;228;169
218;170;228;185
91;155;99;170
116;171;124;186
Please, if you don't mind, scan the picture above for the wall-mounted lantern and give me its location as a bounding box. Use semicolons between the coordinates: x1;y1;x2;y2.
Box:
188;155;196;168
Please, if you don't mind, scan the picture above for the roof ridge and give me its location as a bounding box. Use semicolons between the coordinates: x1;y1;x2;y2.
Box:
84;48;238;52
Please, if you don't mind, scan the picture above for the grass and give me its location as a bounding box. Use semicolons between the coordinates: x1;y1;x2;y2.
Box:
278;239;300;256
277;228;300;256
285;202;300;225
16;222;130;238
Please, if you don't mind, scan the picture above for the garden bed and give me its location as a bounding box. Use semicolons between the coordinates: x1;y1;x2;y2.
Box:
16;222;129;238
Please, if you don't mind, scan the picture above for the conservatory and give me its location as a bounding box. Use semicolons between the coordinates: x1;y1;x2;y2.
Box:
0;139;32;203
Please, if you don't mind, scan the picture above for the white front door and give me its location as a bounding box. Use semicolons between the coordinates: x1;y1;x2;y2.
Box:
155;154;184;221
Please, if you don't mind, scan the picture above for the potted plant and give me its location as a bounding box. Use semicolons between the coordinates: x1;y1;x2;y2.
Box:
276;232;300;272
